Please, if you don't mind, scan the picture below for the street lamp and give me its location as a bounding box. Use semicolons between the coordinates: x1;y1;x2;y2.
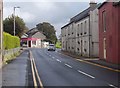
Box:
13;6;20;36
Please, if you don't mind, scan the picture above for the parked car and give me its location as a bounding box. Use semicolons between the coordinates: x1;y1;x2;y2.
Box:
48;44;56;51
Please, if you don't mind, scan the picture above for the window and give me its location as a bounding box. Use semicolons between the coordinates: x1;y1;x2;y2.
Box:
69;47;70;49
72;47;74;49
32;41;36;45
84;49;87;52
78;24;79;31
84;32;87;34
81;23;83;35
72;24;74;30
102;11;107;32
84;21;87;34
78;41;80;44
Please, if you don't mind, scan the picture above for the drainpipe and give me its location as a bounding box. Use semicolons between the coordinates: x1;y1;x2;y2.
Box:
89;15;91;57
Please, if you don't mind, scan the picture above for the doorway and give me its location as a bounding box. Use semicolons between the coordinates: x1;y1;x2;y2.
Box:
103;38;106;59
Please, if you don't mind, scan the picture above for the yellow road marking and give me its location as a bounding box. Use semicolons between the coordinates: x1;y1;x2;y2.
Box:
76;59;120;72
30;58;38;87
84;59;99;61
30;51;44;88
32;57;44;88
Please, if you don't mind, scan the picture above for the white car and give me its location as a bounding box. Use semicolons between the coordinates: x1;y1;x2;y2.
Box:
48;44;56;51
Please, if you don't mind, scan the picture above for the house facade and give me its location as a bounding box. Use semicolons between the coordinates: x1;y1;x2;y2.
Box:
61;2;99;57
21;29;46;48
98;2;120;64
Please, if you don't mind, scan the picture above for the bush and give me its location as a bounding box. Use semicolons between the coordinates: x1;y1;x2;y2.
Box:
56;41;62;48
3;32;20;50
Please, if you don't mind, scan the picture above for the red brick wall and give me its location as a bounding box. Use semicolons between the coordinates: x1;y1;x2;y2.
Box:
118;6;120;64
99;2;120;64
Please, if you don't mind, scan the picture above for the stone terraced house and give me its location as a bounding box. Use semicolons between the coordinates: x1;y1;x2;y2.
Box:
61;2;100;57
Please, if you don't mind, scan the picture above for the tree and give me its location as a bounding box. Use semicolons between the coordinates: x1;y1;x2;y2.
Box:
3;15;28;38
36;22;57;44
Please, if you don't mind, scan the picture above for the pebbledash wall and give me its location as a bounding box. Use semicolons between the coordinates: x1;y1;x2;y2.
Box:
98;2;120;64
61;2;100;57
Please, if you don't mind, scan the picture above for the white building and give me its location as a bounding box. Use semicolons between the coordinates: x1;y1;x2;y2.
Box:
21;31;46;48
61;2;100;57
42;41;49;48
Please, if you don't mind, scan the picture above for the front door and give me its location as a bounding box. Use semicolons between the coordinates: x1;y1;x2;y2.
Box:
103;38;106;59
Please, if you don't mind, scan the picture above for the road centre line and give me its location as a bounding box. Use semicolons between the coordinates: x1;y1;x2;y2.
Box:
56;59;61;62
77;70;95;79
65;63;72;68
108;84;118;88
52;57;55;59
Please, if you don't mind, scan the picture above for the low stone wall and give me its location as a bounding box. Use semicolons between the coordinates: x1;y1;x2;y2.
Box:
3;47;21;64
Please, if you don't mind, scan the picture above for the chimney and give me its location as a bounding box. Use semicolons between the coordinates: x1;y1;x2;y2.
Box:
89;0;97;11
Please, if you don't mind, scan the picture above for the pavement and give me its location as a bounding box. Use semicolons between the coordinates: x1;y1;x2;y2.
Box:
60;50;120;71
2;49;29;87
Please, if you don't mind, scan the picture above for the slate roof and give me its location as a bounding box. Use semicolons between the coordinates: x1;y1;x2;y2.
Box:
98;1;120;9
61;7;90;29
113;1;120;6
31;32;46;40
61;4;101;29
70;7;90;23
26;28;39;36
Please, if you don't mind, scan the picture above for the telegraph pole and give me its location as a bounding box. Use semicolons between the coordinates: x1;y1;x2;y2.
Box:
0;0;3;68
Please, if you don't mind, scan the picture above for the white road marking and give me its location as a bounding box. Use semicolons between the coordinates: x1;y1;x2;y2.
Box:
108;84;118;88
77;70;95;79
65;64;72;68
56;59;61;62
52;57;55;59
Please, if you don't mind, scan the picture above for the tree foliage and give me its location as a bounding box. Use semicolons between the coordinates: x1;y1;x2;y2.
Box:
3;15;28;38
36;22;57;44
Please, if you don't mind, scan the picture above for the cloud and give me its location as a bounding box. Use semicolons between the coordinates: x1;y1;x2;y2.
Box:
4;1;100;37
19;12;35;23
4;0;106;3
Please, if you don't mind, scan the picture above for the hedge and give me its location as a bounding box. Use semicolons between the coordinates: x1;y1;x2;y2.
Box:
3;32;20;50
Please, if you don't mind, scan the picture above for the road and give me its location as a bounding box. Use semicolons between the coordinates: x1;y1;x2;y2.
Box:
29;48;119;87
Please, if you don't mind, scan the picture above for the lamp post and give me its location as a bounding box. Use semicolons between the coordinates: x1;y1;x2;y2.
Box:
13;6;20;36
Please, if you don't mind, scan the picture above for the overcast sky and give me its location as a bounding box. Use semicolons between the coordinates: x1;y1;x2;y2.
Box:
3;0;105;37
